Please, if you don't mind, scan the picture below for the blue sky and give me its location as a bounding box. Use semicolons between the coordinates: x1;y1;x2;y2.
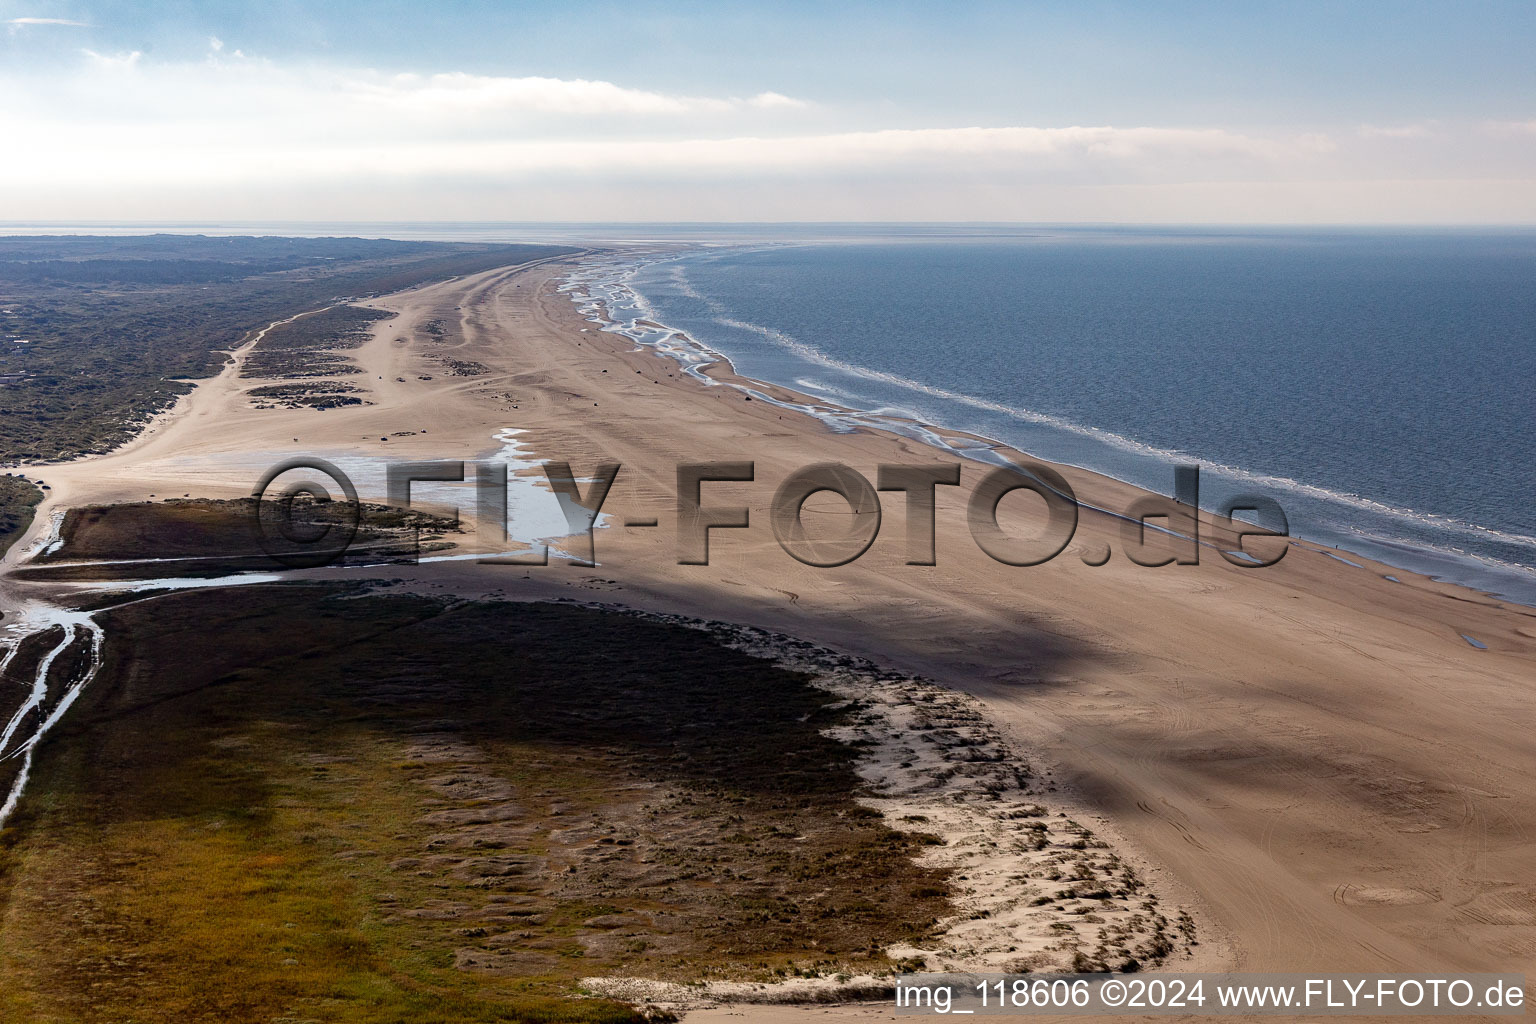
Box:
3;1;1534;221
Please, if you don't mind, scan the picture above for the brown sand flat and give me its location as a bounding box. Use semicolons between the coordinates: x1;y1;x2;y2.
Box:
7;254;1536;1018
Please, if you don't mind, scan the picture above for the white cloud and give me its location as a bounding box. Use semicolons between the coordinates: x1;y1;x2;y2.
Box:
6;16;91;27
346;71;741;115
748;91;808;110
21;53;809;124
78;47;141;69
6;15;90;34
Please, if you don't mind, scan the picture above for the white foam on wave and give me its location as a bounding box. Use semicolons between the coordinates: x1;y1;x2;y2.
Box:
563;248;1536;597
701;312;1536;559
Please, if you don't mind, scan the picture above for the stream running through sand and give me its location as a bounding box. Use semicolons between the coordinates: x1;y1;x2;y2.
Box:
0;422;608;825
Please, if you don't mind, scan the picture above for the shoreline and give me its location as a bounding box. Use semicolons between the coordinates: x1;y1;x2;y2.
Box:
2;253;1533;1011
7;251;1531;664
565;245;1536;607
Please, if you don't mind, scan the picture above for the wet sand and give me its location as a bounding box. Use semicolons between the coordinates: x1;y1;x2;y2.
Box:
6;253;1536;1017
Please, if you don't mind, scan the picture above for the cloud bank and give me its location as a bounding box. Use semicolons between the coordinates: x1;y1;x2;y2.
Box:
0;49;1531;222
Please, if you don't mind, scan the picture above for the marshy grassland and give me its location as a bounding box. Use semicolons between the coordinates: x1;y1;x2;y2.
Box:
0;586;952;1022
0;476;44;558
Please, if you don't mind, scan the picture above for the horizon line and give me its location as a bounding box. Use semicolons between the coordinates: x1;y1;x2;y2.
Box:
3;220;1536;230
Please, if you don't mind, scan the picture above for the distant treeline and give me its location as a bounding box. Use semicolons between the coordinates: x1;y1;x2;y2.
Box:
1;259;329;285
0;233;441;263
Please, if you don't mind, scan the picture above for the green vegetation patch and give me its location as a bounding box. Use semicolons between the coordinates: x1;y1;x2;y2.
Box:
0;588;950;1022
247;381;369;410
241;304;396;379
0;474;43;558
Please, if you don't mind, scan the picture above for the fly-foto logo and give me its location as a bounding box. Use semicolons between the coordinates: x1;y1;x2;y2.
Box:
250;458;1289;570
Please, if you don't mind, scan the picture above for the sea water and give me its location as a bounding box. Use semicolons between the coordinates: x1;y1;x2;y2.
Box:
575;227;1536;603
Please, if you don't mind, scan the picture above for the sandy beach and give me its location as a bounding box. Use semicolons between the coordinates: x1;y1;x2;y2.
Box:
6;251;1536;1017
